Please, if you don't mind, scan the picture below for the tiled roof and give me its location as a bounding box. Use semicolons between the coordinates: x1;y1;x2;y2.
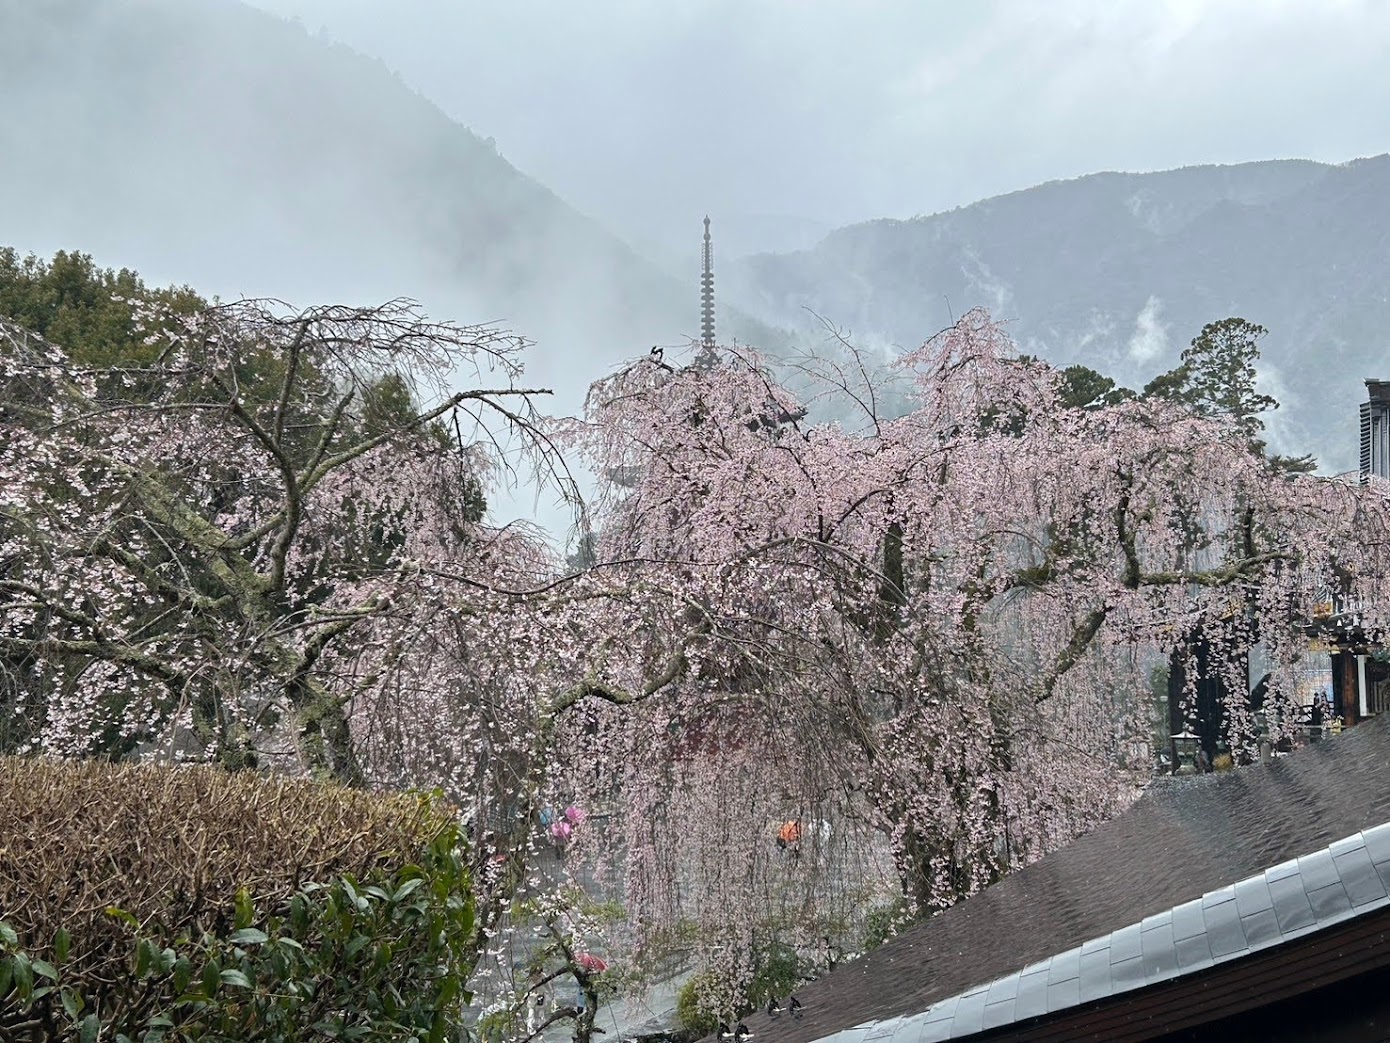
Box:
814;821;1390;1042
757;716;1390;1043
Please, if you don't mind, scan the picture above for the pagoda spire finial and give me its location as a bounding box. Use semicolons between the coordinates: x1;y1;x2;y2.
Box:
700;215;715;351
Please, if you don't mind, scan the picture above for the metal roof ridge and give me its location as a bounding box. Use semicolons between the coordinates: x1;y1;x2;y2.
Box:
809;820;1390;1043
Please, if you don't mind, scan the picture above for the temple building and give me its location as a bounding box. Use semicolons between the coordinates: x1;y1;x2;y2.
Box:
1360;378;1390;482
701;215;716;351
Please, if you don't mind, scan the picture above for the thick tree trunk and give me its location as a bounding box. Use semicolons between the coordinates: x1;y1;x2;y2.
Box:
895;823;938;913
296;684;364;786
573;973;601;1043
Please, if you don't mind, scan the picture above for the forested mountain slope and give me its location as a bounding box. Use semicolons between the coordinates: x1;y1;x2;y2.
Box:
0;0;782;389
727;157;1390;469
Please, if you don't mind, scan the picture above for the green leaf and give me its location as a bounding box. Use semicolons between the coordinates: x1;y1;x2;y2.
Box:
392;878;424;903
202;957;221;997
342;877;363;910
229;928;268;946
13;952;34;999
61;985;84;1019
134;939;153;978
234;887;255;931
373;941;393;971
105;907;139;928
79;1013;101;1043
219;969;253;989
54;926;72;965
457;898;475;942
0;922;19;947
344;935;372;960
290;896;310;933
32;958;59;981
172;955;192;993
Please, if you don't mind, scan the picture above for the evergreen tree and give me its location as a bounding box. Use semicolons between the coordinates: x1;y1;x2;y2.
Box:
1142;317;1315;473
1058;363;1134;410
1179;317;1277;440
0;248;205;365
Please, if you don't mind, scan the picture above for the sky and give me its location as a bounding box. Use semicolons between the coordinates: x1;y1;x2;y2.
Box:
5;0;1387;530
246;0;1390;256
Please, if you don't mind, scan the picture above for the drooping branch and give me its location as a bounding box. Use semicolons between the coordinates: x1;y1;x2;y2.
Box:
1035;605;1108;704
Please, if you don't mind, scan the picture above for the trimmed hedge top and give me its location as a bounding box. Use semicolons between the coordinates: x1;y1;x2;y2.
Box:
0;757;453;974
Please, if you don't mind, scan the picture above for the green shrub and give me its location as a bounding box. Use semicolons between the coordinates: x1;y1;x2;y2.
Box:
675;941;813;1032
1;825;475;1041
747;941;806;1006
0;757;475;1040
675;971;720;1037
860;899;912;953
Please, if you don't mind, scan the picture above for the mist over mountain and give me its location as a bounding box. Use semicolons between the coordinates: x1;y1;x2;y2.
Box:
0;0;782;423
5;1;1387;481
726;157;1390;471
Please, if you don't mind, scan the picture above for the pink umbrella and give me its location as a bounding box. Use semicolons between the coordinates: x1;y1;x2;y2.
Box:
575;952;608;973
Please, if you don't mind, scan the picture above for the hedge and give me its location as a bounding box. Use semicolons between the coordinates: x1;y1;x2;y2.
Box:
0;757;475;1041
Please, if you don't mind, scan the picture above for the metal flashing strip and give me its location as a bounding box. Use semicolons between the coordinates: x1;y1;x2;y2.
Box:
809;821;1390;1043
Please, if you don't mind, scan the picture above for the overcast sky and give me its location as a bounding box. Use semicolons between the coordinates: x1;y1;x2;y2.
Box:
246;0;1390;255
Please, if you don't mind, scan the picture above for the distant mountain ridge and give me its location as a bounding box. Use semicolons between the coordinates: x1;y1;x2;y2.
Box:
3;2;1383;469
727;157;1390;470
0;0;782;402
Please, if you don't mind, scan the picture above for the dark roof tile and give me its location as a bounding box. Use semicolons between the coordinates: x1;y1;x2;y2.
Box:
1307;880;1353;920
1265;857;1301;882
950;990;987;1036
1365;822;1390;863
758;717;1390;1043
1170;899;1206;941
1203;896;1248;956
1044;977;1079;1011
1267;872;1316;933
1139;921;1177;978
1013;968;1049;1021
1333;846;1387;906
1173;931;1213;971
980;998;1015;1031
1296;849;1340;891
1234;876;1274;917
1238;906;1281;947
1109;923;1142;963
1076;949;1112;1002
1045;947;1080;985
